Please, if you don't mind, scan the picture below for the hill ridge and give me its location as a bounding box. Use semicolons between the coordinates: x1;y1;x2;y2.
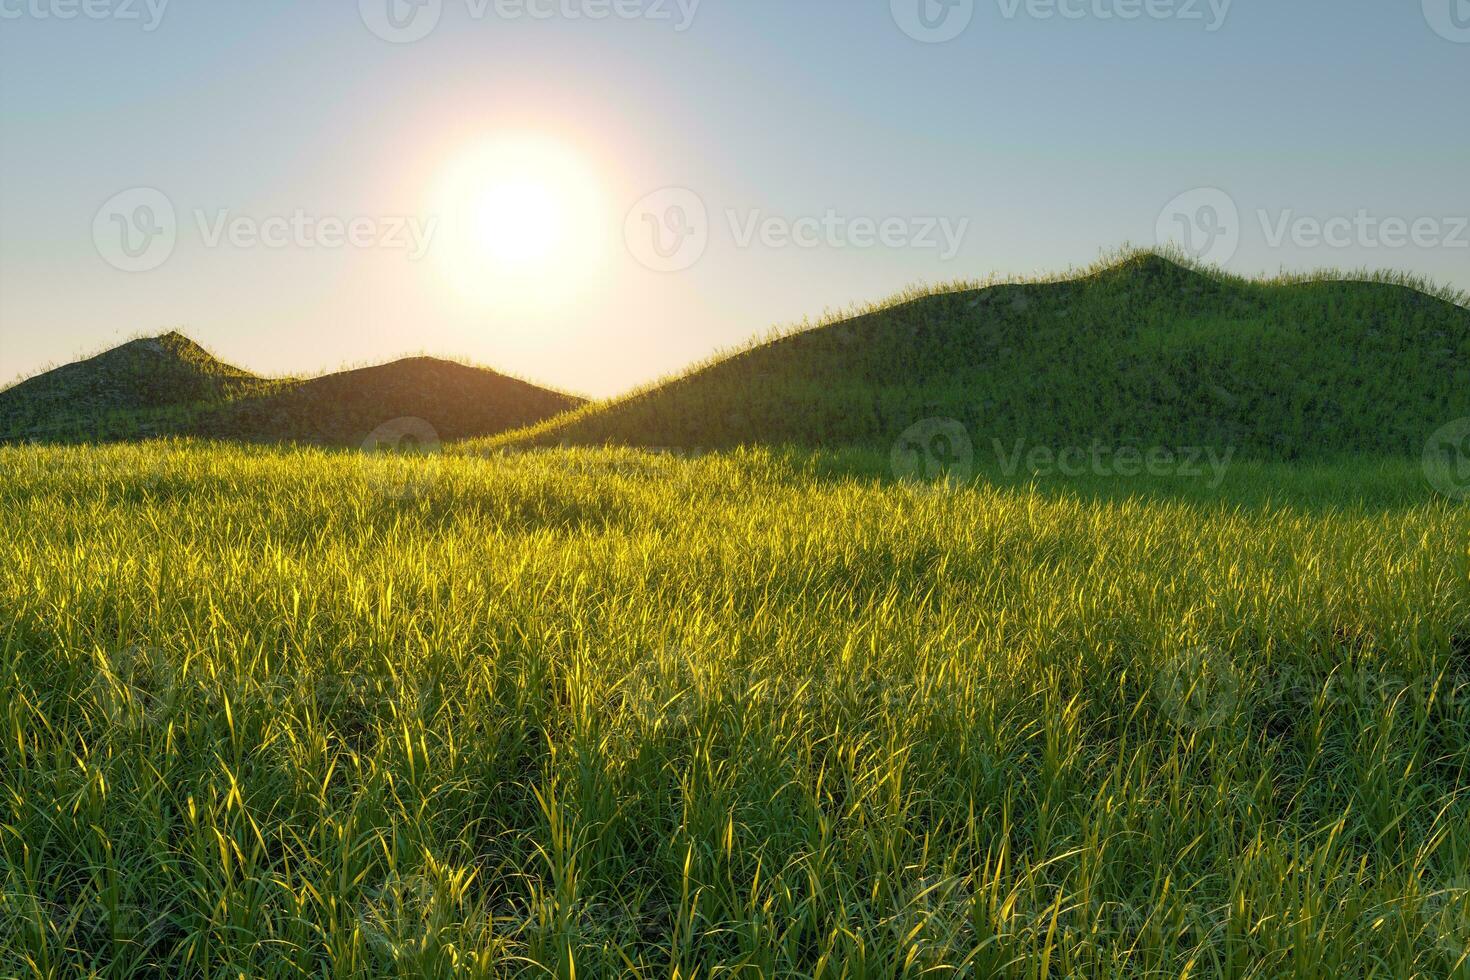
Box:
0;332;583;446
8;249;1468;457
480;248;1470;461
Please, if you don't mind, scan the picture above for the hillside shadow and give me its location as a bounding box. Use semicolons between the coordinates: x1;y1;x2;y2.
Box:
798;448;1458;516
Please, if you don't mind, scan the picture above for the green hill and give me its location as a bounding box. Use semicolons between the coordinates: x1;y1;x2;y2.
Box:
0;337;583;447
190;357;583;446
0;332;275;441
489;251;1470;460
10;251;1468;458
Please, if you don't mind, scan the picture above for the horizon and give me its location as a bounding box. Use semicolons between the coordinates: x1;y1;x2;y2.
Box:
3;1;1468;397
6;246;1468;399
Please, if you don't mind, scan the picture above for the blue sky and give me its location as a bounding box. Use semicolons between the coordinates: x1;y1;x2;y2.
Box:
1;0;1466;396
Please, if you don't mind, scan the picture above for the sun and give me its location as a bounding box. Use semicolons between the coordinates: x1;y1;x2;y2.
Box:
432;135;606;311
469;177;566;267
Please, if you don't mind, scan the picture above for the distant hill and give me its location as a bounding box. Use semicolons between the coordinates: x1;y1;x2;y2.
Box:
189;357;582;446
9;251;1467;458
0;332;275;441
486;251;1470;460
0;336;582;446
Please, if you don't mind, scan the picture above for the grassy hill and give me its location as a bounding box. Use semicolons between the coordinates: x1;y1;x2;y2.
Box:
190;357;583;446
10;251;1467;458
0;332;278;441
0;337;583;447
488;251;1470;460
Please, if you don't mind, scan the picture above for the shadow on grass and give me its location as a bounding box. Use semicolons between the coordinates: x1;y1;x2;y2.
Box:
797;448;1456;515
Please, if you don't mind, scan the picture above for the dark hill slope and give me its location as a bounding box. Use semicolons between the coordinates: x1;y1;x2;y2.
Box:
0;338;583;446
190;357;583;446
0;332;273;441
492;254;1470;460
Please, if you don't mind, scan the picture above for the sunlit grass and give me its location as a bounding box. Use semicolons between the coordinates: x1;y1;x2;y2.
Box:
2;441;1468;977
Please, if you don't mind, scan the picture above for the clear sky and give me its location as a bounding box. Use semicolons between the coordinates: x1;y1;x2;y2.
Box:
1;0;1466;397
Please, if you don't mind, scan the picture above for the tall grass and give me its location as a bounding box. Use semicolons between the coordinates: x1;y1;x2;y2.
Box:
1;441;1468;977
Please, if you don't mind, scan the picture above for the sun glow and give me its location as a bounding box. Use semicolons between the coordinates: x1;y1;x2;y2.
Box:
433;136;607;311
470;178;565;267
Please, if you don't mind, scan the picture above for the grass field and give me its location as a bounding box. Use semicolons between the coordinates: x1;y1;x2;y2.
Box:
3;440;1469;977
